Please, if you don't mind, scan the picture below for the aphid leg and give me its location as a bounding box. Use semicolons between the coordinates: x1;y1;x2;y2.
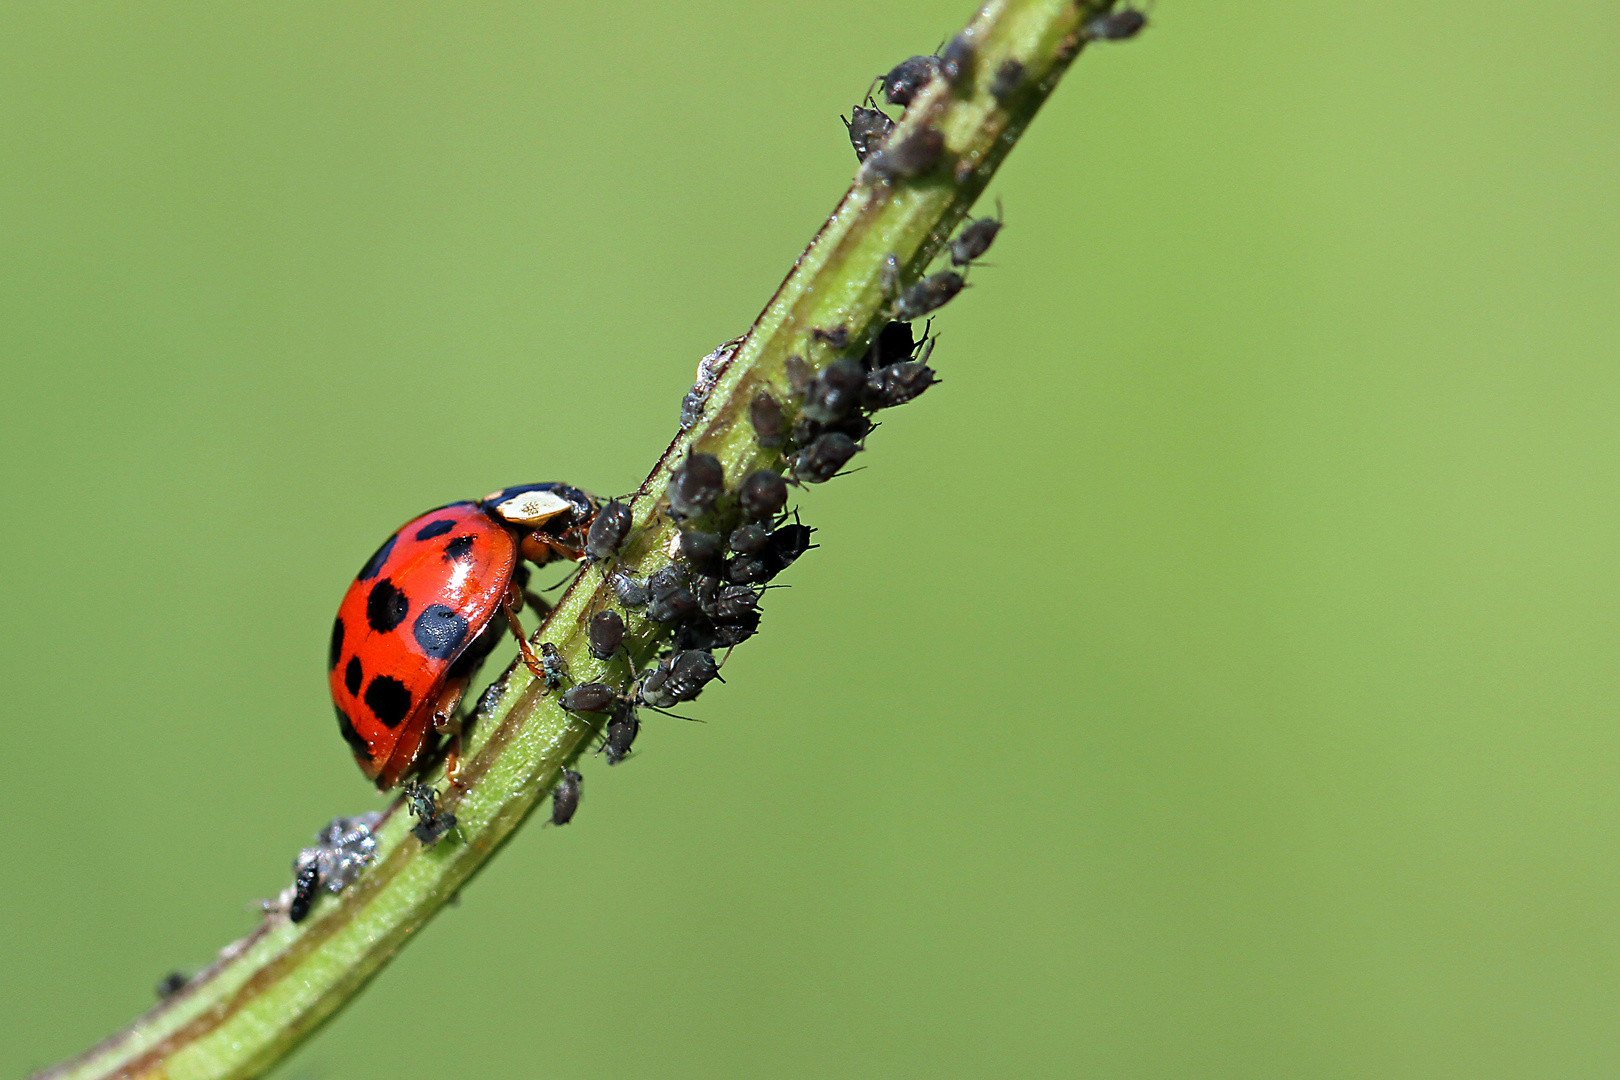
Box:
429;676;470;788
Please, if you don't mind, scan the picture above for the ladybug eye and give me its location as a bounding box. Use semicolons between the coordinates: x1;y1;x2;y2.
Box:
491;489;571;527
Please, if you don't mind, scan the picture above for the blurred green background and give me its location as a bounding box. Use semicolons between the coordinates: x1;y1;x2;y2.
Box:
3;1;1618;1076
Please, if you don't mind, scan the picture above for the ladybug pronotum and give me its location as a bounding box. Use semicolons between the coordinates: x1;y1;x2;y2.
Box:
329;483;600;789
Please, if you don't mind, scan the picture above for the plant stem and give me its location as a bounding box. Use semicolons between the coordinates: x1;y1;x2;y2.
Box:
36;3;1110;1077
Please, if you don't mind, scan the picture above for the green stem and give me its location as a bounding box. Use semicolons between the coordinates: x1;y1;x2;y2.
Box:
36;3;1107;1077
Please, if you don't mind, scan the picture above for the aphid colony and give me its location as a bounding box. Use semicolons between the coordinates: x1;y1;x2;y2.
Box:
266;9;1146;927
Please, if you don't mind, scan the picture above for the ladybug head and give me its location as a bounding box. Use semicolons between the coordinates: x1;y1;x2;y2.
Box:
482;483;601;564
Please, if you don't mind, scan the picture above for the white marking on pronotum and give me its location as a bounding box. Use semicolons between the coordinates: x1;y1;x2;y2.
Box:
488;489;572;527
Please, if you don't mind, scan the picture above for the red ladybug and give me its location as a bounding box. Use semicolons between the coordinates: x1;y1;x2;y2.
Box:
328;483;600;789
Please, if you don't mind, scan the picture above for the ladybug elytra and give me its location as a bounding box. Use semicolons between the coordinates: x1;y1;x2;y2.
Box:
329;483;601;789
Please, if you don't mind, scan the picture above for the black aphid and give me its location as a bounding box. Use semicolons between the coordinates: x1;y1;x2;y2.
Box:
843;105;895;163
699;582;761;625
792;432;861;483
864;319;920;370
550;769;583;826
601;705;641;766
785;355;814;398
668;452;725;520
403;781;455;847
893;271;966;321
611;571;649;609
726;554;773;585
679;528;724;568
939;33;976;89
729;523;770;555
155;972;188;999
864;360;940;409
990;58;1025;104
803;358;867;424
585;499;633;563
589;611;626;661
750;392;787;449
646;563;700;623
950;201;1004;266
881;55;940;106
640;650;721;709
739;469;789;521
810;325;850;349
1086;5;1148;40
562;682;619;714
865;127;945;182
289;858;320;923
769;520;817;568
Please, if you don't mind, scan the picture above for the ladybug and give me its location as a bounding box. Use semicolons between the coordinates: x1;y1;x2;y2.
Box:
329;483;600;789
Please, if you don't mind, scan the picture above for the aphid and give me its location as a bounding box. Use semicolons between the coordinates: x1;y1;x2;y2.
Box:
750;392;787;449
990;58;1025;103
729;523;770;555
668;452;725;520
864;360;940;409
585;499;633;563
611;571;650;609
156;972;188;999
810;325;850;350
476;674;509;715
646;564;700;623
601;705;641;766
329;482;600;789
550;769;583;826
726;553;773;585
892;271;966;321
706;608;762;647
589;611;626;661
539;642;569;690
792;432;861;483
769;520;817;569
843;105;895;163
865;126;945;182
679;529;724;568
950;200;1004;266
802;358;867;424
939;33;976;89
299;813;382;896
863;319;919;370
1087;5;1148;40
738;470;789;521
701;581;762;622
562;682;620;714
289;857;321;923
403;781;456;847
681;338;742;430
640;650;722;709
785;355;814;398
881;55;940;106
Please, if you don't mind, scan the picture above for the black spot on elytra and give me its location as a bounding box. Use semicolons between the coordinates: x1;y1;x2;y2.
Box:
443;535;475;562
334;706;370;756
344;655;363;695
357;533;397;581
413;604;469;660
366;579;409;633
328;618;344;671
415;519;456;541
364;676;412;728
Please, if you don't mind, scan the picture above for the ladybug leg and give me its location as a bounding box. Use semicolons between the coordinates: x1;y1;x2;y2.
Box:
502;580;550;685
429;677;470;789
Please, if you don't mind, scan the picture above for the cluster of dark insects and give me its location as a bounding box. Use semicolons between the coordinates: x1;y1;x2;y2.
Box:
261;2;1149;936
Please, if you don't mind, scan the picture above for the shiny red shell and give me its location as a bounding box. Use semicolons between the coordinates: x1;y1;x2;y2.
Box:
328;502;516;789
